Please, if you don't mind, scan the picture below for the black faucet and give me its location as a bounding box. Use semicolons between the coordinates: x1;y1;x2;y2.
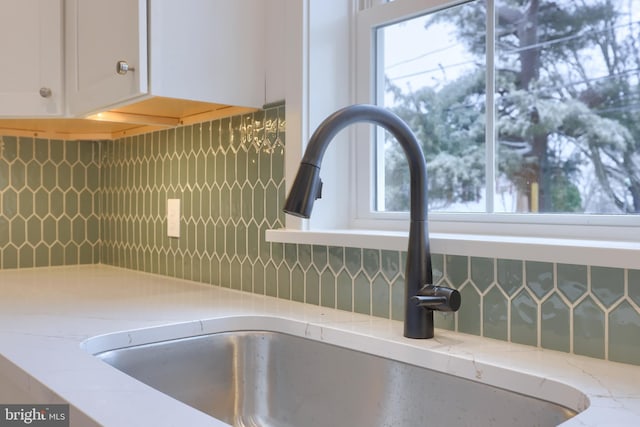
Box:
283;104;461;339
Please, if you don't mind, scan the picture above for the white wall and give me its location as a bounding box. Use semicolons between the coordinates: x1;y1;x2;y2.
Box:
282;0;355;230
265;0;287;103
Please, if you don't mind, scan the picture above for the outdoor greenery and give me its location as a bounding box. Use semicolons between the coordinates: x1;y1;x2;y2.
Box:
383;0;640;214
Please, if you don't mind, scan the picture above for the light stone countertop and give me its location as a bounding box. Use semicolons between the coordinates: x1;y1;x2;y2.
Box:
0;264;638;426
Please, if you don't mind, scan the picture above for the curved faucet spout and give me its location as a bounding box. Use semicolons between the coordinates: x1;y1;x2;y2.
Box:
284;104;428;222
284;104;460;339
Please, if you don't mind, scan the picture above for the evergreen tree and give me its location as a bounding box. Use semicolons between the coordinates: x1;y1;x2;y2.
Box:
384;0;640;213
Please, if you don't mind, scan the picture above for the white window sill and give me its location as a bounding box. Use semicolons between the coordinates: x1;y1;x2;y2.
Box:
266;228;640;269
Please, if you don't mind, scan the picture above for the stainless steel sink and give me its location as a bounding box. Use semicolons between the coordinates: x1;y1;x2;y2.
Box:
95;331;577;427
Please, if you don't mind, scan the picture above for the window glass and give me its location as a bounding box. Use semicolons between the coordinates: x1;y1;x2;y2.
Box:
376;0;640;215
378;2;485;212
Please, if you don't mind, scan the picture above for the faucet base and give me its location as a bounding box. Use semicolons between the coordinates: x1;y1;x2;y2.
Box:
404;310;434;339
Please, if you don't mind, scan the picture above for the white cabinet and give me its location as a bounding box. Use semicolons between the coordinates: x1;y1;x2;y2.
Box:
65;0;147;116
0;0;63;117
66;0;266;117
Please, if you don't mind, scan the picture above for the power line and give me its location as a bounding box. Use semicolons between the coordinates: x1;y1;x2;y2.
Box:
384;15;640;72
386;43;460;69
387;58;480;81
499;19;640;56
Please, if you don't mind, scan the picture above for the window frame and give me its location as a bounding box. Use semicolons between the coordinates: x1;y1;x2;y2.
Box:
352;0;640;240
266;0;640;270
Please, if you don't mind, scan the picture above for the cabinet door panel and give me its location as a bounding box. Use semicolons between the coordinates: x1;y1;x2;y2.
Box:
149;0;265;108
66;0;148;115
0;0;63;116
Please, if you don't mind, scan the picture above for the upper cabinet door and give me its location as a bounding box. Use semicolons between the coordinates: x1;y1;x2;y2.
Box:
0;0;63;117
148;0;266;109
66;0;148;116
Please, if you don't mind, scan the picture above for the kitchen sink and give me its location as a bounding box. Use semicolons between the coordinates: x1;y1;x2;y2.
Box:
95;330;577;427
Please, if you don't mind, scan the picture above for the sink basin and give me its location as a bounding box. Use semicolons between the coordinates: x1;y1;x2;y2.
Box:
95;330;576;427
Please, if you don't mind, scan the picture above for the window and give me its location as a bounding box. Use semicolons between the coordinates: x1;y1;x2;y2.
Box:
355;0;640;234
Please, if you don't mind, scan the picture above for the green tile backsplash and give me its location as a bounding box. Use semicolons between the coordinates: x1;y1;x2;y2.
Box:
2;102;640;367
0;136;100;268
101;106;287;288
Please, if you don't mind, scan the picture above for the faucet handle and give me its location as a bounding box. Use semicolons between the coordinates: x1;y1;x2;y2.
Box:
411;285;461;312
